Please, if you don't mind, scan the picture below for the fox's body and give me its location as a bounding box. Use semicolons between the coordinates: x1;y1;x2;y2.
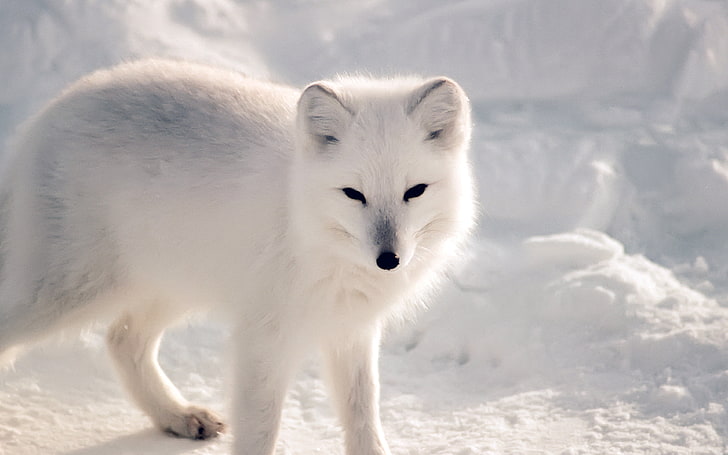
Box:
0;60;475;454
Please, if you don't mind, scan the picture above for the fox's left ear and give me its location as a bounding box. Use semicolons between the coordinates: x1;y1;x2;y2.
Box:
408;77;471;149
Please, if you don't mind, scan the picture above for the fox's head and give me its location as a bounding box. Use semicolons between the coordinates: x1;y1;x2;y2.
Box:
290;76;475;280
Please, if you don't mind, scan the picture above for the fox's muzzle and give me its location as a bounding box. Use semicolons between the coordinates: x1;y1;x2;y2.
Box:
372;216;400;270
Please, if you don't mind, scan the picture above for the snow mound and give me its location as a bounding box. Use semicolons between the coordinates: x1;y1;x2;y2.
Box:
395;229;728;452
523;229;623;268
244;0;728;108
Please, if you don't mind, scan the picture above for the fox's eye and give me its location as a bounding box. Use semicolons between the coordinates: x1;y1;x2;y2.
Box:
342;187;366;205
404;183;428;202
323;135;339;144
426;129;443;141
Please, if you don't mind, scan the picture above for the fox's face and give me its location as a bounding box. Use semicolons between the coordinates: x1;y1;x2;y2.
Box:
291;76;475;277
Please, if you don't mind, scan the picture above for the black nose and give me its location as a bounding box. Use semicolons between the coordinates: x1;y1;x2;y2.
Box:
376;251;400;270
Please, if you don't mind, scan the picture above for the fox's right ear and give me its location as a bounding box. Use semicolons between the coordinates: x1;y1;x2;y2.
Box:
297;82;352;151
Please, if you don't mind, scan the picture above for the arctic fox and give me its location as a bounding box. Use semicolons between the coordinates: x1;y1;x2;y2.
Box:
0;59;476;454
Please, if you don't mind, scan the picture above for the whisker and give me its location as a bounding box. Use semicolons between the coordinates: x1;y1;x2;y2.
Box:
327;224;357;243
415;216;455;240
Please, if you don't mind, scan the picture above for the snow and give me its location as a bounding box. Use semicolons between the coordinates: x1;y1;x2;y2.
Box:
2;0;728;453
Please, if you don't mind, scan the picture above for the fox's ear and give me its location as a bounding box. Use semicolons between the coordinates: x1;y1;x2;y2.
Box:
297;82;352;149
408;77;470;149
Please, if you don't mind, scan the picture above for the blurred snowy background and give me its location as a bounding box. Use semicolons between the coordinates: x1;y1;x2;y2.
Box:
2;1;728;454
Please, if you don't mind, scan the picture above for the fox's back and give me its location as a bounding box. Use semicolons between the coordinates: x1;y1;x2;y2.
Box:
29;59;298;177
5;60;301;304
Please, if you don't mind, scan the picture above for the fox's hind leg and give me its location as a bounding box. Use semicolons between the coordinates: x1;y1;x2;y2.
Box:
107;305;225;440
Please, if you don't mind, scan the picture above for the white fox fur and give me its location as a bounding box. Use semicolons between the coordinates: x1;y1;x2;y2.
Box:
0;59;476;454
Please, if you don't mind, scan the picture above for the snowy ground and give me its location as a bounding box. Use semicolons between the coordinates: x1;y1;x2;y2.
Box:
2;0;728;454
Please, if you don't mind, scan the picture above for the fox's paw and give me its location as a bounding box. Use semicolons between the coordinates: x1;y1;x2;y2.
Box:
163;406;226;440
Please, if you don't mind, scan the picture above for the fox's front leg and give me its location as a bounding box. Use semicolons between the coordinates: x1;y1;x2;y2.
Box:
107;308;225;439
231;319;300;455
324;326;391;455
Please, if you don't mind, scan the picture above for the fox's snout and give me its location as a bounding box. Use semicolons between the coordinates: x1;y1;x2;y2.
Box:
372;216;403;271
